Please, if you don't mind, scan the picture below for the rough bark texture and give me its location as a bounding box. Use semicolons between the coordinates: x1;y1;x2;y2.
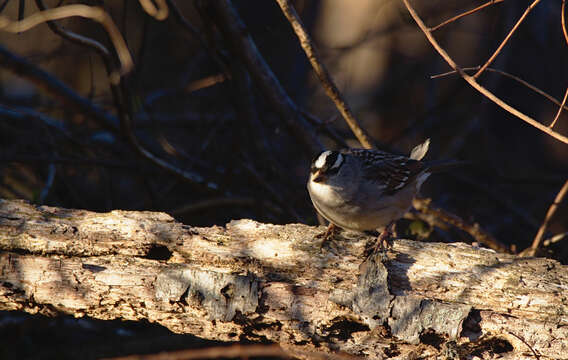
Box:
0;199;567;359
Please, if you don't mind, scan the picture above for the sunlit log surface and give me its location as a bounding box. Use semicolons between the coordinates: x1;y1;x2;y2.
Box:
1;199;567;359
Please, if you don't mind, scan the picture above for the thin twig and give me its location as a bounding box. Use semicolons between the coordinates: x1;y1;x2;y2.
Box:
125;128;218;190
118;84;219;191
506;330;540;359
241;161;303;223
413;198;510;253
166;0;199;36
32;1;202;189
18;0;25;22
0;4;133;80
474;0;541;78
167;0;231;78
225;55;292;188
562;0;568;46
34;0;130;130
430;0;505;32
206;0;322;155
0;0;9;14
275;0;375;150
185;73;228;92
524;179;568;257
167;0;235;109
543;232;568;247
0;155;151;171
34;0;111;58
38;163;56;204
300;110;349;148
0;105;80;144
432;67;568;113
400;0;568;145
138;0;168;20
550;87;568;128
0;45;119;131
451;173;540;232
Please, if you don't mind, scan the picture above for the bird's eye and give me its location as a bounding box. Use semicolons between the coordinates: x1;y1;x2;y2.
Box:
330;153;343;170
324;152;343;174
311;150;343;175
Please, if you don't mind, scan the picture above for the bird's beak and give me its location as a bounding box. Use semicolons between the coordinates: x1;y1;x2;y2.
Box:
312;169;325;183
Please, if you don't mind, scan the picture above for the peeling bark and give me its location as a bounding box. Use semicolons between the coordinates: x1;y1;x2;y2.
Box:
0;199;567;359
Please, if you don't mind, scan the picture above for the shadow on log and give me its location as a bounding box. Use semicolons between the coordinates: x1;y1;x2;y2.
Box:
1;199;567;359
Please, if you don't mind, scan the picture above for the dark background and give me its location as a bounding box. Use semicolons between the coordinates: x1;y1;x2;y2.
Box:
1;0;567;358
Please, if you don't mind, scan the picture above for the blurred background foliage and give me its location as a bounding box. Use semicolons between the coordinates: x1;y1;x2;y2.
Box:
1;1;567;256
1;1;568;358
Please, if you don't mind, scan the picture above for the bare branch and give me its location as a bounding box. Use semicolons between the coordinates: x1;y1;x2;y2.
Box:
432;67;568;114
0;4;133;80
34;0;111;59
0;0;9;14
524;179;568;257
413;198;510;253
563;0;568;46
430;0;505;32
166;0;231;78
550;87;568;128
474;0;541;78
400;0;568;145
0;45;118;131
205;0;323;155
275;0;375;149
38;163;56;205
138;0;168;20
300;110;349;148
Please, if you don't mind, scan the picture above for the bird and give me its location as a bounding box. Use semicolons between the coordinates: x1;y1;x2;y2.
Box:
307;138;436;249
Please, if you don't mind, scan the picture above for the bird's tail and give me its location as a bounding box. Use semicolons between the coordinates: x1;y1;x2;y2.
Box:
410;138;430;160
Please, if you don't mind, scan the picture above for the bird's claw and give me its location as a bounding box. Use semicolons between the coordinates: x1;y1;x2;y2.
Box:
315;223;337;248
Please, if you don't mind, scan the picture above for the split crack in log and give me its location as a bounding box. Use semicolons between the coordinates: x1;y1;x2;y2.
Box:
0;199;567;359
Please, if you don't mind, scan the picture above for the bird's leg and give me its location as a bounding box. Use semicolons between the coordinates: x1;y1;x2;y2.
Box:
375;221;396;252
315;223;338;248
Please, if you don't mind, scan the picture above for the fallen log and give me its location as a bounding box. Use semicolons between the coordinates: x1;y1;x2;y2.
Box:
0;199;566;359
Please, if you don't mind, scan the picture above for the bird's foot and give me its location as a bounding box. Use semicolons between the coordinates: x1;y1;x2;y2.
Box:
374;222;396;253
315;223;338;248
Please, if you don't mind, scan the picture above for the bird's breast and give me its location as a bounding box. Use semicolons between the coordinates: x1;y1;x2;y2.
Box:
307;179;346;207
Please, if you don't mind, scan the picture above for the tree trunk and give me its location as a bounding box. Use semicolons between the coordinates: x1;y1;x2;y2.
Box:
0;199;566;359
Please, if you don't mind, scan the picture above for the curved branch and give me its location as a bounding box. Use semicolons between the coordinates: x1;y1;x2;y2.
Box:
401;0;568;145
275;0;375;150
138;0;168;21
33;0;131;139
550;87;568;128
34;0;111;59
526;179;568;257
563;0;568;47
474;0;541;78
0;45;118;131
430;0;505;32
0;4;133;80
206;0;323;155
432;67;568;114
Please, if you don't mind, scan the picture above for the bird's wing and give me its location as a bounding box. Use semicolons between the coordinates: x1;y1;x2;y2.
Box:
342;149;424;195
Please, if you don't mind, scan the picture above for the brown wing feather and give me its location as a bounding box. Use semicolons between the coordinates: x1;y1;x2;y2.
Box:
342;149;425;194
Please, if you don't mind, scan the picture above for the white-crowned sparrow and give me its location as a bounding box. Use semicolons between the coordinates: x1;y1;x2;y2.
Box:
307;139;433;243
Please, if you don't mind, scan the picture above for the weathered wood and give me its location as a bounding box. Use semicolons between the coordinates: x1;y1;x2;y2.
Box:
0;199;567;359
